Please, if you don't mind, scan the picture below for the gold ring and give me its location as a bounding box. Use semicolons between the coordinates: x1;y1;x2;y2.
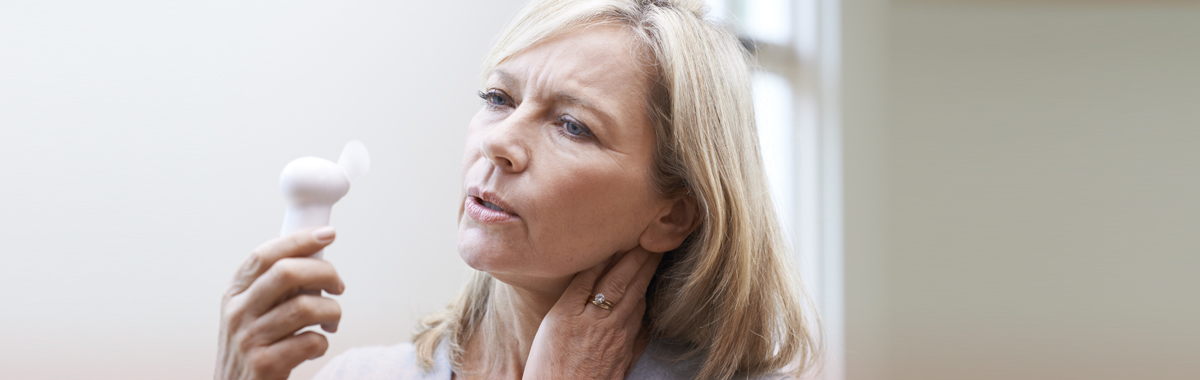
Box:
590;293;614;310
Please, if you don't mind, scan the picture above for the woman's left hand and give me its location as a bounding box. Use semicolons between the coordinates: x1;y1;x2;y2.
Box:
523;247;664;380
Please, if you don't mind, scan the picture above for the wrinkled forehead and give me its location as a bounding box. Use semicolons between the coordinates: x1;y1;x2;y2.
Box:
511;29;647;78
484;21;658;86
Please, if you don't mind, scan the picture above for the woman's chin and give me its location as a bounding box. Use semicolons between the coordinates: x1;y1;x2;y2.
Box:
457;233;568;282
456;224;615;283
457;248;496;273
457;229;516;273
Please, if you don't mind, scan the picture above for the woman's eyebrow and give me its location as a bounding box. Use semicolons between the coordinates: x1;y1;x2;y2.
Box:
492;69;519;90
555;91;615;127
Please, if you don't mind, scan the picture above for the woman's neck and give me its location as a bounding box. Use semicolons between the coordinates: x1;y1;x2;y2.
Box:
458;275;570;380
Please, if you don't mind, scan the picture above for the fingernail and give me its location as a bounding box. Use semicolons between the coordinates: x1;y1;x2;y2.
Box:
312;226;336;243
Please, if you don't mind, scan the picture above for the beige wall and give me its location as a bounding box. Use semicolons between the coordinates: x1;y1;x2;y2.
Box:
840;0;894;379
853;2;1200;379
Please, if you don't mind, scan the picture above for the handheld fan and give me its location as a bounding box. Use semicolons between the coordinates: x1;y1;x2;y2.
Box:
278;140;370;259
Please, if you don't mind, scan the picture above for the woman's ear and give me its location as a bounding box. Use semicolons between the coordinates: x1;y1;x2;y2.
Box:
639;195;700;253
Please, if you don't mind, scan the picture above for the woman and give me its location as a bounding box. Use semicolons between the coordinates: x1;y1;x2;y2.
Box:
216;0;821;379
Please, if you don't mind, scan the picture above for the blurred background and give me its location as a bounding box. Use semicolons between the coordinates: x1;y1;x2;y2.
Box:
1;0;1196;380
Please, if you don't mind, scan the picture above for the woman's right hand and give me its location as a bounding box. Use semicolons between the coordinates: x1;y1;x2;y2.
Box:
216;227;346;380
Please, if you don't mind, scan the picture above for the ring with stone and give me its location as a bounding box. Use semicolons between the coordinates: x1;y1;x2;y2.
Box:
590;293;614;310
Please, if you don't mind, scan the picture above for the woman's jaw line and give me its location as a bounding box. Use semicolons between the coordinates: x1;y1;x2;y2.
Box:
488;270;575;303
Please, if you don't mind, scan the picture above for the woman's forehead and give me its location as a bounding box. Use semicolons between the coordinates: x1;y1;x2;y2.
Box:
490;25;652;93
489;26;653;116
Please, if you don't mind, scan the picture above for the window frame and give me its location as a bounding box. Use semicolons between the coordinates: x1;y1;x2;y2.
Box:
712;1;845;378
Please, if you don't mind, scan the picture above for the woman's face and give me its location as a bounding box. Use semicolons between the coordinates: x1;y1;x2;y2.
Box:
458;25;665;286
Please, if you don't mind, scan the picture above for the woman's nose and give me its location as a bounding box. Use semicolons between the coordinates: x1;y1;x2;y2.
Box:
480;116;529;173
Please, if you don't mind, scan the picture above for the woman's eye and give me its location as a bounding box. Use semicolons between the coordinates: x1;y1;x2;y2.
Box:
561;118;593;138
478;90;510;108
564;121;585;135
489;94;506;106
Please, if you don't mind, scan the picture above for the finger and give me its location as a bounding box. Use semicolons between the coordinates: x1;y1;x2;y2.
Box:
622;297;647;336
558;255;615;314
242;257;344;316
228;227;337;298
588;247;652;313
622;299;648;377
249;294;342;346
256;331;329;378
611;251;663;316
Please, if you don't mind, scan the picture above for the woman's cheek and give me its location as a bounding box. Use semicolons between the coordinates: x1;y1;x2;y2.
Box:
542;211;631;271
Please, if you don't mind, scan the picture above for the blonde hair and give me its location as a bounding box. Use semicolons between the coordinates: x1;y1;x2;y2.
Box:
415;0;821;379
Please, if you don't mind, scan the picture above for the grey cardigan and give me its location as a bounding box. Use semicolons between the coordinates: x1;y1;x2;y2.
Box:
312;339;795;380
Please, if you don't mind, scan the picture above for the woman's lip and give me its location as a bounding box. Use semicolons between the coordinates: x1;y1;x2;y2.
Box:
467;186;518;216
465;196;519;223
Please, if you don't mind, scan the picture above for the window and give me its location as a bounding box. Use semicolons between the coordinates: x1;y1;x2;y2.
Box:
707;0;844;378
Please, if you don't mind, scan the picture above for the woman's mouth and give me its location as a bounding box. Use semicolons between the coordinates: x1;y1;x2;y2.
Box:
479;198;507;213
465;188;518;224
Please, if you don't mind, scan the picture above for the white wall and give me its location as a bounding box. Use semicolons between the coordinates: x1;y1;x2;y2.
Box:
880;2;1200;379
0;1;526;379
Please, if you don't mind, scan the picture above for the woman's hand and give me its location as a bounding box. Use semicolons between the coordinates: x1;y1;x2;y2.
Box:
524;247;664;380
216;227;346;380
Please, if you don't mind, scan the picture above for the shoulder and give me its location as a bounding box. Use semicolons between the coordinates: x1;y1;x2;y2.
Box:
312;342;452;380
627;339;797;380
